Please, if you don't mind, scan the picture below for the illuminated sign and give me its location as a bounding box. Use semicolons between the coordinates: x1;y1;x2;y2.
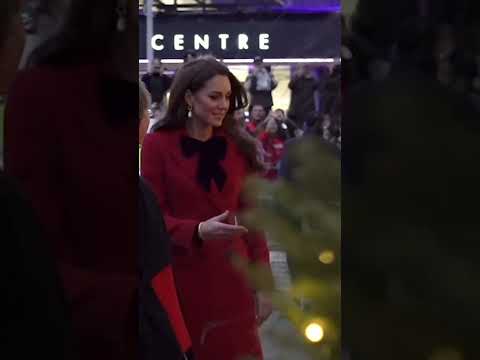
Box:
139;13;340;59
150;33;270;51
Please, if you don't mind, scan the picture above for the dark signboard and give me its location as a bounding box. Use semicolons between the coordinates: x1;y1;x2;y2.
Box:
139;13;340;60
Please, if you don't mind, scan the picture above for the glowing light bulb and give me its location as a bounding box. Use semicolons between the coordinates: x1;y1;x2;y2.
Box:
305;322;324;343
318;250;335;264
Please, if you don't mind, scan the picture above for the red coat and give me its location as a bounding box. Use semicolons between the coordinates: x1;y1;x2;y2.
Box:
141;127;270;360
5;65;138;359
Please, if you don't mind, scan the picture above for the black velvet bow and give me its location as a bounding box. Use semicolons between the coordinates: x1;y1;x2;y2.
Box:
180;136;227;192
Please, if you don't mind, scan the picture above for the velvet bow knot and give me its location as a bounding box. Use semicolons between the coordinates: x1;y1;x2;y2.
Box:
181;136;227;192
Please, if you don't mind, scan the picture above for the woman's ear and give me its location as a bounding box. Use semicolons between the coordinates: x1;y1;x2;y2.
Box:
185;89;193;108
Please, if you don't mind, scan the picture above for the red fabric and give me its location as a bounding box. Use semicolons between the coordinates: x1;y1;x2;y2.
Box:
259;132;285;180
245;121;258;136
141;128;270;360
152;266;192;353
5;66;137;359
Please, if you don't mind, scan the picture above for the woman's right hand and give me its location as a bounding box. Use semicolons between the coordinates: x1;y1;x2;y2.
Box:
198;211;248;241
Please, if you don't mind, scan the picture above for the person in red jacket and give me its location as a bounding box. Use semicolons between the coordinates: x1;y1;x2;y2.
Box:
245;103;267;137
141;56;273;360
259;117;285;181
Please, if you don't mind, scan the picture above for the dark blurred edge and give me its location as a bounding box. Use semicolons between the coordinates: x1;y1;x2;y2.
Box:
2;1;139;359
342;1;480;360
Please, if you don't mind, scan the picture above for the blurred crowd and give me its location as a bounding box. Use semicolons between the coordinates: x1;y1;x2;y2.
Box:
341;6;480;111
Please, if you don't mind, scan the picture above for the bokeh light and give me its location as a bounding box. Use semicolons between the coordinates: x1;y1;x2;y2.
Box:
305;322;324;343
318;250;335;264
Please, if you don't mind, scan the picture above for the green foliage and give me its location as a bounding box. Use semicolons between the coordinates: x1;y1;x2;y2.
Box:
243;138;341;359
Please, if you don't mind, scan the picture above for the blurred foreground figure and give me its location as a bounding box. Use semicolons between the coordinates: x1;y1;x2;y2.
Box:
1;0;72;358
138;81;194;360
343;13;480;360
5;1;139;358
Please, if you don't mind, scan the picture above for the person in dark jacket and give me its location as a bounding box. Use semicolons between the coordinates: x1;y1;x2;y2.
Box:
141;58;173;106
246;56;277;112
138;81;194;360
287;64;319;128
138;178;194;360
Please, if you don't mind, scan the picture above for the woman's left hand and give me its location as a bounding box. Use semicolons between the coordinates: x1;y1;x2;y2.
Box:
256;292;273;326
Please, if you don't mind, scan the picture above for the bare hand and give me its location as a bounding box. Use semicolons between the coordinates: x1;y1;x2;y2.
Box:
261;112;275;126
256;292;273;325
199;211;248;241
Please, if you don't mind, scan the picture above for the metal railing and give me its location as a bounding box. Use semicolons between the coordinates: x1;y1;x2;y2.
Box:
139;0;290;15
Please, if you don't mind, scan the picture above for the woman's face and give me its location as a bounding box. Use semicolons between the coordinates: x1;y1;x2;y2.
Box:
187;74;231;128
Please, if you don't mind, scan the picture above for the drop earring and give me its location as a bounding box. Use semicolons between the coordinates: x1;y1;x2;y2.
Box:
116;0;127;32
187;105;192;118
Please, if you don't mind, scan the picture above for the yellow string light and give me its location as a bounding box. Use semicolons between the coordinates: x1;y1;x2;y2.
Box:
318;250;335;264
305;322;324;343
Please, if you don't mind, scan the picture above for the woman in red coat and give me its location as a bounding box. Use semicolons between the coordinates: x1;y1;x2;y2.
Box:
141;56;273;360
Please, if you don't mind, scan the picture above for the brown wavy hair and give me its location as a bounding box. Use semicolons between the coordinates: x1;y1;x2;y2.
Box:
158;55;264;171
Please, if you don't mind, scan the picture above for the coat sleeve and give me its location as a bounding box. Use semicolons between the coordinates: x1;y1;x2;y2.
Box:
141;133;201;255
